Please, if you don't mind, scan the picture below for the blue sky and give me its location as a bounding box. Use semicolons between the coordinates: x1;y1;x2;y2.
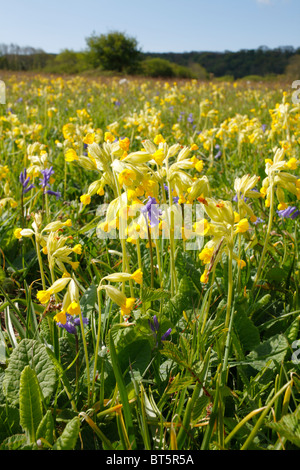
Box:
0;0;299;54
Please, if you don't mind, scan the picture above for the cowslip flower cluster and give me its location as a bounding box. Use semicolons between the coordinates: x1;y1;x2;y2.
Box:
99;268;143;317
196;196;250;284
36;276;86;329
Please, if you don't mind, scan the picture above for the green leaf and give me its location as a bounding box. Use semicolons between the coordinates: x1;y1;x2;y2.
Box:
141;287;171;304
245;334;289;370
36;410;54;445
267;407;300;448
19;366;43;443
160;340;189;370
80;283;97;319
0;404;21;443
3;339;57;405
234;309;260;352
111;318;153;382
0;434;28;450
53;417;80;450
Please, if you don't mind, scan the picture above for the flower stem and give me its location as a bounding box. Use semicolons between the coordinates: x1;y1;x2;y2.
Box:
251;182;274;294
35;237;46;291
92;287;102;402
224;246;234;332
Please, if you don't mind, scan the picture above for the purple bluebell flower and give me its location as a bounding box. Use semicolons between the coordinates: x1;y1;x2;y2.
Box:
114;100;121;107
150;315;172;345
233;193;248;203
164;184;179;203
40;166;61;199
40;166;55;189
187;113;194;124
253;217;264;225
178;111;185;122
20;168;35;194
277;206;300;219
141;196;161;227
57;313;89;335
262;124;267;133
45;189;61;199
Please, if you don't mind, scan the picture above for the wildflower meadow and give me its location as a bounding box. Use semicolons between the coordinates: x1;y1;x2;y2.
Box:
0;73;299;451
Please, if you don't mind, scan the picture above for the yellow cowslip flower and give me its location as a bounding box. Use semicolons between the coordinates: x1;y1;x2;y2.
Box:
62;123;76;140
54;310;67;325
14;228;22;239
131;268;143;285
72;244;82;255
118;169;136;187
234;211;240;223
99;221;110;233
286;157;298;170
80;194;91;205
235;218;249;234
237;259;246;269
199;247;214;265
153;134;165;145
83;133;95;145
70;261;80;271
119;137;130;152
37;277;72;305
127;237;137;245
200;268;209;284
190;144;199;151
250;214;257;223
178;194;186;204
195;160;204;173
120;297;136;316
67;301;81;316
0;165;9;180
65;149;79;162
42;246;48;255
100;284;127;308
104;131;115;143
62;219;72;227
127;188;139;202
193;219;210;236
260;186;267;198
278;202;288;211
37;290;52;304
152;149;165;165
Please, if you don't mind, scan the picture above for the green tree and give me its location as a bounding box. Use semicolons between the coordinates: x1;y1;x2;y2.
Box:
86;31;141;73
141;58;176;78
45;49;89;74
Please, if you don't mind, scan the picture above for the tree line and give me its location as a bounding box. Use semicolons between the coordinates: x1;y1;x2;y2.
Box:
0;33;299;79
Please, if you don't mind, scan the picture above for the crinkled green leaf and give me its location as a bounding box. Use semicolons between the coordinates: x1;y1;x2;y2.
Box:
2;339;57;405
